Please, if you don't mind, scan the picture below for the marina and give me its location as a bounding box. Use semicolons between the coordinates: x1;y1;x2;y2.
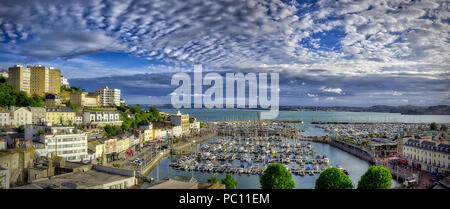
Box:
169;136;335;177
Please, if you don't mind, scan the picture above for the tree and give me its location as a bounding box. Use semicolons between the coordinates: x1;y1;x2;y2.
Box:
208;176;219;184
440;124;448;132
221;174;237;189
357;165;392;189
18;125;25;133
315;167;353;189
430;122;438;131
260;163;295;189
360;140;371;148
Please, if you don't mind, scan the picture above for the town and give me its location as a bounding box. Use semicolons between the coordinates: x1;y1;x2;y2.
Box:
0;64;448;190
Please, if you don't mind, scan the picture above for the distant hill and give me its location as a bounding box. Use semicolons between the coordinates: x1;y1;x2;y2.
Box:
279;105;450;115
134;104;450;115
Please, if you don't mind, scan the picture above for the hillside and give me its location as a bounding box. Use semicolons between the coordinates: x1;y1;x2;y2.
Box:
0;77;44;107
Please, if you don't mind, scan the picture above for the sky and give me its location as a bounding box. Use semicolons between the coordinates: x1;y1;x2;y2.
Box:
0;0;448;106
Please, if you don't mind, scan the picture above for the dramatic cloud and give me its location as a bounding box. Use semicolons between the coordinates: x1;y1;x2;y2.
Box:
0;0;448;106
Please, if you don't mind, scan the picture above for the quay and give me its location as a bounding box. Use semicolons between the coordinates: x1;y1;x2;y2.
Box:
300;136;377;163
139;131;218;176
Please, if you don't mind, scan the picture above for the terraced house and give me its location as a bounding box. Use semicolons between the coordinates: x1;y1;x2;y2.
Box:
45;107;75;125
83;111;122;126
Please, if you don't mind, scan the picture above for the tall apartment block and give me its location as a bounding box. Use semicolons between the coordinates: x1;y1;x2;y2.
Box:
95;86;121;106
8;65;31;94
8;64;61;96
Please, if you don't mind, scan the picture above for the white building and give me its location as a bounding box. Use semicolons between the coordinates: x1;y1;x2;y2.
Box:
37;126;88;162
171;125;182;137
0;69;8;78
403;138;450;175
95;86;121;106
83;111;121;125
75;115;83;125
9;107;32;127
60;75;69;88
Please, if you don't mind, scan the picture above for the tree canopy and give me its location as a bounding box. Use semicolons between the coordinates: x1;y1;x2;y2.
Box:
430;122;438;131
315;167;353;189
260;163;295;189
440;124;448;132
207;176;219;184
0;77;44;107
357;165;392;189
221;174;237;189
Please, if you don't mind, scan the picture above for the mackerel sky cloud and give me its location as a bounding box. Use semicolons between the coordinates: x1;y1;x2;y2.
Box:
0;0;448;106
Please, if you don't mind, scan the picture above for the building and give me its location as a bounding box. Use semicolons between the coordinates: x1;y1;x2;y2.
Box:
0;108;10;126
0;166;9;189
36;126;88;162
70;91;100;107
95;86;121;106
190;118;200;132
29;107;46;124
0;148;35;187
8;65;31;94
8;65;60;96
0;69;9;78
60;75;69;88
45;94;62;106
83;111;122;126
146;177;225;189
9;107;33;127
88;140;105;161
45;107;75;125
120;98;126;106
74;115;83;125
171;125;182;137
170;110;190;134
402;137;450;175
48;67;61;95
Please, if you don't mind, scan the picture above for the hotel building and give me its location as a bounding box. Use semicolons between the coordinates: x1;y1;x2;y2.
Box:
402;137;450;174
70;91;100;107
170;110;190;134
83;111;122;126
8;65;60;96
8;65;31;94
37;126;88;162
95;86;121;107
45;107;76;125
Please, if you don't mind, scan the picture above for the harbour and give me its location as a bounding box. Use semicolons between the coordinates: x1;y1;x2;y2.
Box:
143;109;449;189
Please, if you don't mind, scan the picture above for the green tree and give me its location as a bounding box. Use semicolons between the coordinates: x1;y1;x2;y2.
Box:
430;122;438;131
208;176;219;184
357;165;392;189
260;163;295;189
360;140;371;148
315;167;353;189
440;124;448;132
221;174;237;189
200;122;205;129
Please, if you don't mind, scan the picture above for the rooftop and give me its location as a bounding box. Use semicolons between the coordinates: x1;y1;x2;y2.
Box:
15;169;133;189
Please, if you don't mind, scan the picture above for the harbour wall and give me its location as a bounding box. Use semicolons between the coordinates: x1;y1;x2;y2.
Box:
303;137;376;164
141;132;218;175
